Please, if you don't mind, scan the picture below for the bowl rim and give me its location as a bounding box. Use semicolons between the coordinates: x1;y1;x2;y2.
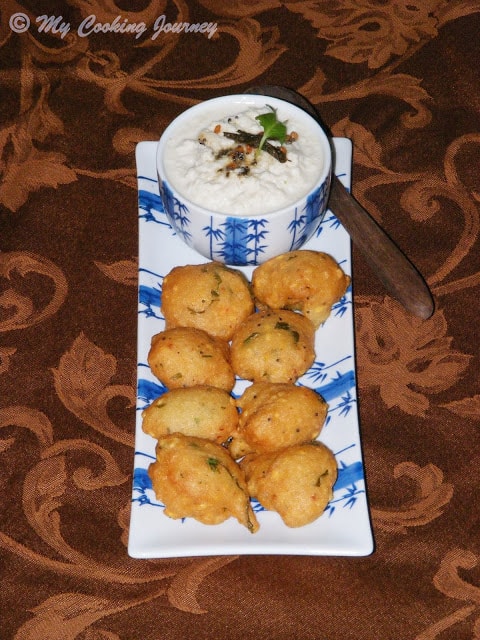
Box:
156;94;332;220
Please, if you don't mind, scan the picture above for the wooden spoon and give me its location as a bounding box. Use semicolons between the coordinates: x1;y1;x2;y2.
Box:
245;85;435;320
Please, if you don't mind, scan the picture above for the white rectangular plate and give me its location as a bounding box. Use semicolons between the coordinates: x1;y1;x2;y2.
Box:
128;138;374;558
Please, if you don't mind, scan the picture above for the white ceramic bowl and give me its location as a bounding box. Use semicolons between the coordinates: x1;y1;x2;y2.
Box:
156;94;332;265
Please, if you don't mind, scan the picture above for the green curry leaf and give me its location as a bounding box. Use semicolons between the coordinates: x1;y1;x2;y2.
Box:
255;106;287;155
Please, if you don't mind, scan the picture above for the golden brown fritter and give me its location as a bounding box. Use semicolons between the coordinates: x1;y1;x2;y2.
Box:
230;309;315;383
252;249;350;327
161;262;254;341
148;433;259;532
148;326;235;392
142;385;238;443
241;442;337;528
228;382;328;458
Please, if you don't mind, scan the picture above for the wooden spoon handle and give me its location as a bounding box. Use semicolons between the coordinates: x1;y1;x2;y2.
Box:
329;175;434;319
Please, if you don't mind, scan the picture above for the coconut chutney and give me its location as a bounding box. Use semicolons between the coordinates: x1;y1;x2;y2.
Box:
162;104;326;216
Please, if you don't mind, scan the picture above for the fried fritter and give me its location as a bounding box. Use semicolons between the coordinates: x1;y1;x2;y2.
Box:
252;249;350;327
142;385;238;443
148;326;235;392
148;433;259;532
241;442;337;528
161;262;254;341
230;309;315;383
228;382;328;458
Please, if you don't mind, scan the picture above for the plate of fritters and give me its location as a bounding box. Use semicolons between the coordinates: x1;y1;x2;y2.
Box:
128;138;374;558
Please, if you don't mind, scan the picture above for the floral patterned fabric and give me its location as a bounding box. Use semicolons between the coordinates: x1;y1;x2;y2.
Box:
1;1;479;639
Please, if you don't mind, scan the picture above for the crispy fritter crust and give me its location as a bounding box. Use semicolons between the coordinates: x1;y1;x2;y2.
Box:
142;386;238;443
252;250;350;327
229;382;328;458
148;326;235;392
241;442;337;528
162;262;254;341
230;309;315;383
148;433;259;532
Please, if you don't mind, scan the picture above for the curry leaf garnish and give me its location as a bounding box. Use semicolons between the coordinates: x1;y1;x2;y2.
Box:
275;320;299;343
207;457;220;471
243;331;260;344
255;106;287;155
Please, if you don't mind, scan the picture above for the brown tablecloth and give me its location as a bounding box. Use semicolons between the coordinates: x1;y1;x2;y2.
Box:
1;3;479;639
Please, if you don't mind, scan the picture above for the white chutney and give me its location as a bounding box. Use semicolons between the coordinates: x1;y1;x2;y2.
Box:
162;105;326;215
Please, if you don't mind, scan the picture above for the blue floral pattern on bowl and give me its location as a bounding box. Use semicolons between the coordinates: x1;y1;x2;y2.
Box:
159;176;331;266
